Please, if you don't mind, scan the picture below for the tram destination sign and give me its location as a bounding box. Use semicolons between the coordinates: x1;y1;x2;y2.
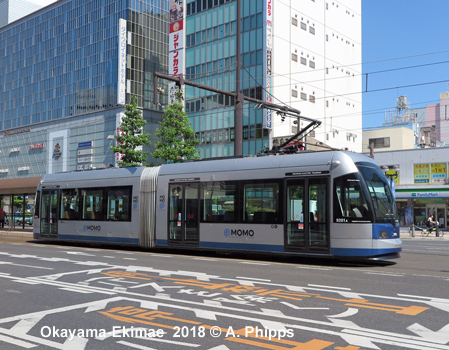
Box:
286;171;330;176
169;177;201;182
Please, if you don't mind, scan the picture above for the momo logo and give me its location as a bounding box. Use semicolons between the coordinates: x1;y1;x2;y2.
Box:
83;225;101;232
224;229;255;238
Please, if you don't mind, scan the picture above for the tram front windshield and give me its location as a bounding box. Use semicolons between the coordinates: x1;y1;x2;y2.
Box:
357;163;397;224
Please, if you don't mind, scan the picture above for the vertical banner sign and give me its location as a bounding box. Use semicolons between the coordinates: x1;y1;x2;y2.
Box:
169;0;185;104
414;164;429;184
263;0;273;129
117;19;127;105
115;113;124;166
430;163;447;184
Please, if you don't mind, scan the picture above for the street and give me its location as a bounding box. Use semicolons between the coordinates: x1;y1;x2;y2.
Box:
0;235;448;350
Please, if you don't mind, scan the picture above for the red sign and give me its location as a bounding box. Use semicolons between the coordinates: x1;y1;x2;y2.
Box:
29;143;45;150
170;20;183;34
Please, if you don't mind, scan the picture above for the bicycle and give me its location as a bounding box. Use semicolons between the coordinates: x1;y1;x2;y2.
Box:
422;225;444;237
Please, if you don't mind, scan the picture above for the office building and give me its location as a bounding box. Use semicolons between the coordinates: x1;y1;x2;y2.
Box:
182;0;362;157
0;0;169;219
0;0;58;28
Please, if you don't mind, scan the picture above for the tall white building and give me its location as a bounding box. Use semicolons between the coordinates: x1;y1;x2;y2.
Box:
272;0;362;151
182;0;362;157
0;0;57;27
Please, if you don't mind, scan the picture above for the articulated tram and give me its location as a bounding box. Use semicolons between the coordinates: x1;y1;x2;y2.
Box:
33;151;402;260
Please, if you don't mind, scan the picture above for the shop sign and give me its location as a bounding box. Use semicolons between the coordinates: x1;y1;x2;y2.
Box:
78;156;93;163
77;164;93;171
18;166;29;171
29;143;45;150
9;147;20;153
431;163;447;184
0;169;9;173
78;149;93;156
78;141;93;148
414;164;429;184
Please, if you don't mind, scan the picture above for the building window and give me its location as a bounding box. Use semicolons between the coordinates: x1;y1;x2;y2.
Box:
292;18;298;26
309;95;315;103
301;92;307;101
309;61;315;69
292;89;298;98
369;137;390;148
301;22;307;30
292;53;298;62
300;57;307;65
309;26;315;35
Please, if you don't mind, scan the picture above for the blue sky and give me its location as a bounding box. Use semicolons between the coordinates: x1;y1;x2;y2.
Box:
362;1;449;130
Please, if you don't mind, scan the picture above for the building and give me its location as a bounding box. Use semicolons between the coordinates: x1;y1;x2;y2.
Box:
382;93;449;147
0;0;169;225
362;126;415;153
182;0;362;157
0;0;362;226
0;0;58;28
373;148;449;229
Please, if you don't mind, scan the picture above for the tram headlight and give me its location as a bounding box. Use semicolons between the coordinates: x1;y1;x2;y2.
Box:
379;231;389;239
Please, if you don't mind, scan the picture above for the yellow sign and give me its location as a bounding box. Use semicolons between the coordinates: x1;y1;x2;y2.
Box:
430;163;447;184
414;164;429;184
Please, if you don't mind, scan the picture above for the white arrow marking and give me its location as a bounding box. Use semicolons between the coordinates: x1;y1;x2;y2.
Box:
407;323;449;344
327;308;359;318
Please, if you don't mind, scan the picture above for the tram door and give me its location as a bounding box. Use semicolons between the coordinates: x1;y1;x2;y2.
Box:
40;188;59;237
285;178;329;253
168;183;199;245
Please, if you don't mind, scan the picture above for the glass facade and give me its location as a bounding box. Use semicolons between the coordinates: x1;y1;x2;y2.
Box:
185;0;268;158
0;0;168;130
0;0;169;181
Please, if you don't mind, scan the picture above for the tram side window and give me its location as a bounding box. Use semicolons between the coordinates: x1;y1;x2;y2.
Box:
60;189;80;220
107;187;131;221
81;189;104;220
334;174;371;222
244;182;279;223
202;182;236;222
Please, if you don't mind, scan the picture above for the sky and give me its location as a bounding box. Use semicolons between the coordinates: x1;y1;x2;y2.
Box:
362;1;449;130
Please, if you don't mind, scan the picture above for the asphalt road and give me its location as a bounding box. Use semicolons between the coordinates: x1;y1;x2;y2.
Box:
0;235;448;350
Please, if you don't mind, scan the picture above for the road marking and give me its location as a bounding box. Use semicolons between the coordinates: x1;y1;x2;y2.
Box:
236;277;272;282
281;302;329;310
0;333;35;348
239;262;269;265
0;261;53;270
308;284;351;290
327;308;359;318
296;266;332;270
118;339;200;348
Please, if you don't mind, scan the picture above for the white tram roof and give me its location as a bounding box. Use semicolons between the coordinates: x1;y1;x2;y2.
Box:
158;150;375;176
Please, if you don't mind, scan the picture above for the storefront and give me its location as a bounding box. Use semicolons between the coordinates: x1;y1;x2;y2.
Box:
395;189;449;229
0;177;40;230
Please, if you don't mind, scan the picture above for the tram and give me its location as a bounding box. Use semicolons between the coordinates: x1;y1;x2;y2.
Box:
33;151;402;260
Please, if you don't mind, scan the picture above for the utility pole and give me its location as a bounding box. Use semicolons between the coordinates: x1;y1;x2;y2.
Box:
234;0;243;155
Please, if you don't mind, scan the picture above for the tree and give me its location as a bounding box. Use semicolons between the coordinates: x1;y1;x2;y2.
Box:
152;89;200;163
111;95;151;167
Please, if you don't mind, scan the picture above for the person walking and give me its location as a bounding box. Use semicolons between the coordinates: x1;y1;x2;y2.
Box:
0;208;6;229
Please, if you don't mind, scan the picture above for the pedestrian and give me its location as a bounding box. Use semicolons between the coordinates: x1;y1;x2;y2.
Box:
0;208;6;229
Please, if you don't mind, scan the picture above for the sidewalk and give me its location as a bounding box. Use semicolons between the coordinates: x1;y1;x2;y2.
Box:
0;229;33;237
400;226;449;240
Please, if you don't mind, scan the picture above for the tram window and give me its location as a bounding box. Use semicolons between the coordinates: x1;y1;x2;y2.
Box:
81;189;104;220
244;182;279;223
334;174;371;222
202;182;235;222
60;189;79;220
107;187;131;221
